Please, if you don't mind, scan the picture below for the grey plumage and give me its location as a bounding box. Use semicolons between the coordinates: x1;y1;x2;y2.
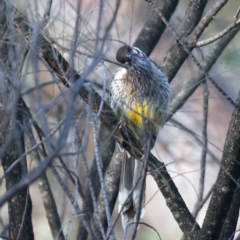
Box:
110;45;170;228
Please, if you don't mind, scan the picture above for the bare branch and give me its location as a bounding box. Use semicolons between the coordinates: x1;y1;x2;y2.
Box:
196;18;240;47
198;81;209;201
191;0;228;41
160;0;207;80
167;24;240;121
88;147;122;240
0;104;34;240
124;221;162;240
0;2;34;238
170;119;220;165
181;185;214;240
147;0;239;111
218;181;240;240
200;92;240;240
23;111;65;240
77;151;107;240
50;164;95;238
192;185;214;219
234;6;240;21
4;2;240;240
41;0;52;29
133;0;178;56
33;16;200;240
78;123;115;239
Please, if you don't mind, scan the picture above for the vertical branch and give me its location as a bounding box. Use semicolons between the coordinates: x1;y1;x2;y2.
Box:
134;0;178;56
89;147;122;240
78;151;107;240
200;92;240;240
49;164;94;238
0;2;34;239
41;0;52;29
161;0;208;80
22;106;65;240
198;81;209;202
167;24;240;121
182;81;209;240
92;120;115;239
218;180;240;240
78;123;115;240
0;102;34;240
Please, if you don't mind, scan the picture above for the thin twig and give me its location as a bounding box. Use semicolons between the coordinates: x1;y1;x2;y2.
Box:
192;185;214;219
167;23;240;122
191;0;228;40
199;81;209;202
23;110;65;239
23;94;92;238
234;6;240;21
41;0;52;29
9;3;201;238
65;125;81;240
161;0;207;80
92;122;114;239
21;98;85;200
50;164;94;238
81;152;107;240
146;0;239;111
201;92;240;239
133;0;178;56
77;101;109;240
170;119;220;165
196;18;240;47
124;221;162;240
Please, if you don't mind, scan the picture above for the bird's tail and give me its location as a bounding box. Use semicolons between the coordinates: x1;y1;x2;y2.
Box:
118;150;146;228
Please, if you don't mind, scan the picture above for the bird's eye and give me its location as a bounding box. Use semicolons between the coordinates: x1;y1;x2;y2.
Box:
138;52;144;58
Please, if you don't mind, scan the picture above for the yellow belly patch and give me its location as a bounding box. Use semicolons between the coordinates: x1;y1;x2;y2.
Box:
125;102;153;125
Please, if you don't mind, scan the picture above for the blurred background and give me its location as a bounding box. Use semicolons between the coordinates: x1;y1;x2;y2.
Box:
0;0;240;239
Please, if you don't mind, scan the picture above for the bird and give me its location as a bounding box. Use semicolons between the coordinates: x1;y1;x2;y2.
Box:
110;45;170;228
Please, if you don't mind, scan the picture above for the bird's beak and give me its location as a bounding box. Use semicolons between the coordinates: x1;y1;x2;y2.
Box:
126;53;131;60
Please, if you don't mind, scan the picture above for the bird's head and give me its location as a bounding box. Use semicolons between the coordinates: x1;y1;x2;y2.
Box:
116;45;153;79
